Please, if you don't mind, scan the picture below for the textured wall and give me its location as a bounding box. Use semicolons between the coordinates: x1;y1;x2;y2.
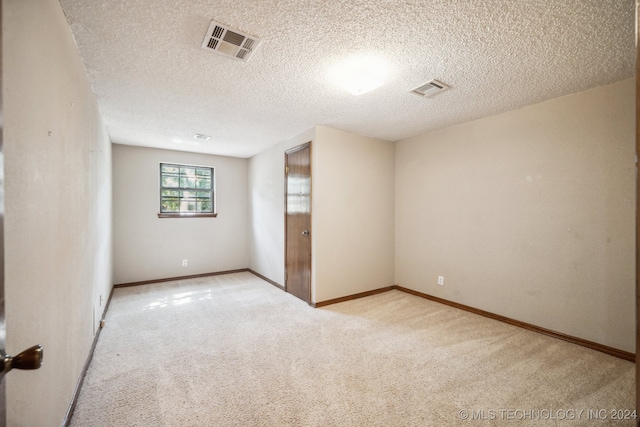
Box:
248;128;315;285
313;127;396;303
112;145;248;284
248;126;396;303
4;0;113;425
395;78;635;352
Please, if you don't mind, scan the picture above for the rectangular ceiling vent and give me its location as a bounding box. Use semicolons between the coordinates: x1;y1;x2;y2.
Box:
410;79;450;97
201;20;261;62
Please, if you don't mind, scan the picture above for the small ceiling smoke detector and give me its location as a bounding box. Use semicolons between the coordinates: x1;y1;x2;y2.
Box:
410;79;450;97
201;20;261;62
194;134;210;141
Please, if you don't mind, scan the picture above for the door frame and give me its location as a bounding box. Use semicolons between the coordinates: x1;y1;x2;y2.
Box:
0;0;6;423
635;0;639;421
284;142;312;304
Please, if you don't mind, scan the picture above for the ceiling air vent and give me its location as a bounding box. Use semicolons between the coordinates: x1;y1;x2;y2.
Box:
201;20;261;62
410;79;450;97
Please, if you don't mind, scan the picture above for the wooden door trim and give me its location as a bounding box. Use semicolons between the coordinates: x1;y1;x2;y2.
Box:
285;142;311;156
284;142;312;303
0;1;5;423
635;0;639;419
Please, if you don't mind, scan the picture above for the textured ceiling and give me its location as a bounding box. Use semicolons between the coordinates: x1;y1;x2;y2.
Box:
59;0;635;158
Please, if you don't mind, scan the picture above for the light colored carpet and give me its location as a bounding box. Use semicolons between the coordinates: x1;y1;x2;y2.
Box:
70;272;634;426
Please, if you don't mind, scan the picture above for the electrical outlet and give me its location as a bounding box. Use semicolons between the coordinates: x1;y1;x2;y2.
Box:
182;259;188;267
438;276;444;286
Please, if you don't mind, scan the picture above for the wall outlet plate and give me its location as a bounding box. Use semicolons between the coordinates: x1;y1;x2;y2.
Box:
438;276;444;286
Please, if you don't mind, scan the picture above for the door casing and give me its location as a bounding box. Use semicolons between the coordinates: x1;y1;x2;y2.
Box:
0;0;6;423
635;1;639;422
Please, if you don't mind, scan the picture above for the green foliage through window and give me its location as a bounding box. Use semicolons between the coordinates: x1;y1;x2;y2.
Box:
160;163;214;214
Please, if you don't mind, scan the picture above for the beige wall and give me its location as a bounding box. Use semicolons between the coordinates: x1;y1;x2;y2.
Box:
248;126;396;303
4;0;113;425
395;78;635;352
248;128;315;285
313;126;395;303
112;144;248;284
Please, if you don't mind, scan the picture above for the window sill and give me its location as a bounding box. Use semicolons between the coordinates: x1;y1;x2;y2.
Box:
157;213;218;218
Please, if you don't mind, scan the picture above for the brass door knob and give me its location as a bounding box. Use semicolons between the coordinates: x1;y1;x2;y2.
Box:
1;345;43;374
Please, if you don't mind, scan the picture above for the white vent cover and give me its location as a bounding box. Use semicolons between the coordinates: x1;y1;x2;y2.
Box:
410;79;450;97
201;20;261;62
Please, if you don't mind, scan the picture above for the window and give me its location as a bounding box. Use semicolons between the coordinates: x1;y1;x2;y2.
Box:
158;163;217;218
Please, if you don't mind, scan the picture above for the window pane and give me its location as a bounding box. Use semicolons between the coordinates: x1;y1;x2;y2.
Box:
161;198;180;212
196;168;211;177
180;177;196;188
162;176;179;188
162;165;179;174
181;190;197;199
197;200;212;212
161;189;179;197
180;200;196;212
196;178;211;189
181;167;196;177
196;191;211;198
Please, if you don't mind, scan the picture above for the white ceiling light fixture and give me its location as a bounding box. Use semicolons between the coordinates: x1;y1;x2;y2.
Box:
194;134;211;140
328;54;391;95
201;20;261;62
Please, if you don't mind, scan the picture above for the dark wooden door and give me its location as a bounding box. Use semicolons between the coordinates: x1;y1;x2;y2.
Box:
285;142;312;303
